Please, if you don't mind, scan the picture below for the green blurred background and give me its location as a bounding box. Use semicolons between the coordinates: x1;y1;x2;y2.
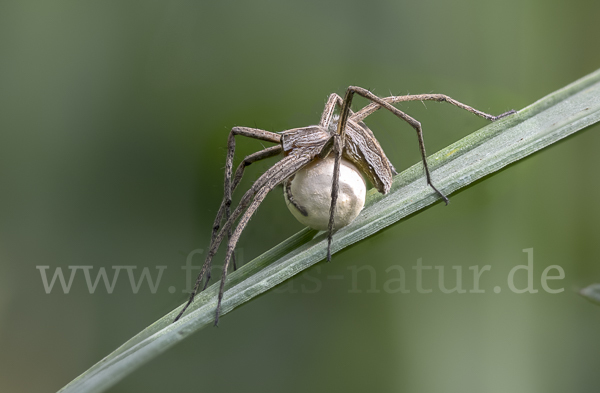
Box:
2;1;600;392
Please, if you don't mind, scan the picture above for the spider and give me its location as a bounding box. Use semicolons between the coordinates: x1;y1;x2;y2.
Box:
173;87;515;324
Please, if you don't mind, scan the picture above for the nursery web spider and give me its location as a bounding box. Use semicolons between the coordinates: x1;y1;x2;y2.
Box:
173;87;515;324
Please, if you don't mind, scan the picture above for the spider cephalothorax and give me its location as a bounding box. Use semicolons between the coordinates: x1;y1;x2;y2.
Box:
173;87;515;324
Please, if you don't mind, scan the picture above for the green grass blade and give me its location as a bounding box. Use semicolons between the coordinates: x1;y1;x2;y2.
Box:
58;68;600;393
580;283;600;306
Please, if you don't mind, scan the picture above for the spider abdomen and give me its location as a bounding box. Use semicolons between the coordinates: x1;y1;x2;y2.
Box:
283;156;366;231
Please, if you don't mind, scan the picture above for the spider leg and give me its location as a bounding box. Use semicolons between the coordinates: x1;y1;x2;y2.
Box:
319;93;344;127
230;146;283;193
326;133;344;261
326;87;370;261
173;152;310;323
352;93;516;123
338;86;450;203
313;93;352;162
202;150;290;291
327;87;485;260
317;94;356;261
222;145;282;272
348;93;516;178
346;93;515;199
213;127;280;241
319;92;362;132
208;128;281;282
213;152;313;325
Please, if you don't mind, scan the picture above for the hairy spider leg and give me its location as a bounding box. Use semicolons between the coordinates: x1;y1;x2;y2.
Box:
345;87;449;202
205;145;282;285
230;146;283;194
173;129;281;322
326;132;345;262
173;150;313;323
207;128;281;277
222;128;281;272
315;92;357;261
214;150;317;325
319;93;344;127
352;93;517;123
325;89;517;260
212;145;282;276
211;132;282;239
317;92;381;261
328;87;455;261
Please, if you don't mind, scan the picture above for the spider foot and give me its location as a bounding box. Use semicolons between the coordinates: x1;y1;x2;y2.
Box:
214;302;222;327
173;294;195;323
428;182;449;205
492;109;517;121
327;233;334;262
202;272;212;291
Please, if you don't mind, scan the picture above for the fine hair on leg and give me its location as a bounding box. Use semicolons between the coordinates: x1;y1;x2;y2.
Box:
327;87;463;261
173;151;312;323
319;93;344;127
325;88;516;260
206;128;281;284
174;159;285;322
352;93;517;122
223;145;282;272
340;86;449;203
213;152;314;324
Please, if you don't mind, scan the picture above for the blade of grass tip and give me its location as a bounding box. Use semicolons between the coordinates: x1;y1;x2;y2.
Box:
580;284;600;306
58;68;600;393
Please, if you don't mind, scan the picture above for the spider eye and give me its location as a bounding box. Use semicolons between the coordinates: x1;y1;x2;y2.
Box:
284;156;366;231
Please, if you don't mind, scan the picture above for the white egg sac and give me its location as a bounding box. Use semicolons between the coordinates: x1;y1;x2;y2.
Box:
284;156;366;231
